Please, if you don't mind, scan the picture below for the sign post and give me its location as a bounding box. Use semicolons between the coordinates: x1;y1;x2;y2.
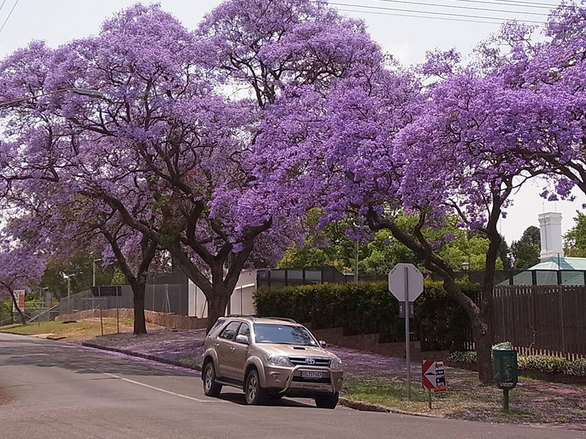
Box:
388;263;423;400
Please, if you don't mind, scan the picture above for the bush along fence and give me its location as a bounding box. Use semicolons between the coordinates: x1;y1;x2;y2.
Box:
254;280;477;353
447;351;586;383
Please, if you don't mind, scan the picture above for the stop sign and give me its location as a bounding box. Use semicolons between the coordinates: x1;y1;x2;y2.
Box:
388;263;423;302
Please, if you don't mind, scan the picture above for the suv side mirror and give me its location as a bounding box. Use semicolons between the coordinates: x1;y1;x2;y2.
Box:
319;340;327;348
235;334;249;344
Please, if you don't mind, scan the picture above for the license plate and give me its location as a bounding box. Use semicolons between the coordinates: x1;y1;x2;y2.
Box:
302;371;323;379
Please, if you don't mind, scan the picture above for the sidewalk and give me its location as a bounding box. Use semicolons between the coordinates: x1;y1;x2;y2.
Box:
80;327;586;431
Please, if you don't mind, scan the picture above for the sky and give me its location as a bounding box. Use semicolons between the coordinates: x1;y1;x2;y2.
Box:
0;0;583;244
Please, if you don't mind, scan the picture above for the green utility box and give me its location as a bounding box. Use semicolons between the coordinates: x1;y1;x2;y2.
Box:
493;351;518;386
492;342;518;411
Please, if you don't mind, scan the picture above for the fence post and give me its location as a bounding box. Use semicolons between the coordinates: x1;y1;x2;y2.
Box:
559;287;566;355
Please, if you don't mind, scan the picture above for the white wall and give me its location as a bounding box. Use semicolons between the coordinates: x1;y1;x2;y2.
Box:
188;269;257;319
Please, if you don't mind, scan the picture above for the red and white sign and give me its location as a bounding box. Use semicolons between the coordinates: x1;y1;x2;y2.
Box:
13;290;25;312
422;360;447;393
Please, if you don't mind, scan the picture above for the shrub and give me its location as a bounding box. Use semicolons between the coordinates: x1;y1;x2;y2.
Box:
254;280;478;350
448;351;586;377
518;355;567;375
564;358;586;376
447;351;477;364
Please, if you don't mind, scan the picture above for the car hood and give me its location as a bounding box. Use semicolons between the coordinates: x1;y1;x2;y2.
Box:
255;344;336;358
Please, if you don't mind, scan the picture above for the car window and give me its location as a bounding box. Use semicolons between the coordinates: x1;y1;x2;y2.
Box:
237;323;250;338
219;321;240;340
253;324;318;346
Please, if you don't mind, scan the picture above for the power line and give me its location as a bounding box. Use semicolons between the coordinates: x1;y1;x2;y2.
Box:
364;0;550;17
335;6;511;25
325;1;544;24
458;0;570;10
0;0;20;34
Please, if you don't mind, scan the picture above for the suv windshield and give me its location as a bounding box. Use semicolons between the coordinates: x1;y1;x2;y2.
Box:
254;323;318;346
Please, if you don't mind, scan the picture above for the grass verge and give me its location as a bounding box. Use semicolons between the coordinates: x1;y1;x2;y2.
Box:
342;378;461;414
0;318;137;341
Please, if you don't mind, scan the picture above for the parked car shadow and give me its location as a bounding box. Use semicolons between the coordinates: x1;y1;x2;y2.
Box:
217;390;314;408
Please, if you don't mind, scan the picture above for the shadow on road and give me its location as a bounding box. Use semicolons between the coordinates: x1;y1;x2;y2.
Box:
216;391;314;408
0;336;199;378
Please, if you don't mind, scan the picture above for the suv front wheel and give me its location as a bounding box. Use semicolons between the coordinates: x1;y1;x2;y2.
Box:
203;361;222;397
315;392;339;409
244;369;266;405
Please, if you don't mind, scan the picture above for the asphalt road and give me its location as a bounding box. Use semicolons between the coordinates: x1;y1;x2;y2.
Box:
0;333;583;439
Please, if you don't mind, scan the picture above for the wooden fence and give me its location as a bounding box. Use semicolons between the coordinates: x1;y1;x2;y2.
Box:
490;285;586;359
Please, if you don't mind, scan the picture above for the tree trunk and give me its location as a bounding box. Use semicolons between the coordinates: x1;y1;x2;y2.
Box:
131;283;147;335
206;294;230;333
473;320;494;384
378;214;496;384
443;278;494;384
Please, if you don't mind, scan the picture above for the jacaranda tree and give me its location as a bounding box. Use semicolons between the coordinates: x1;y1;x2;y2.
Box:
0;1;385;331
250;30;554;383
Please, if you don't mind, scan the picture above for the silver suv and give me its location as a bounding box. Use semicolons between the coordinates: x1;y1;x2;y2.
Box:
201;316;343;408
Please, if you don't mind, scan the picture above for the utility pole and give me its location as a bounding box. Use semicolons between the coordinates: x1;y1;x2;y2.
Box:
93;258;104;336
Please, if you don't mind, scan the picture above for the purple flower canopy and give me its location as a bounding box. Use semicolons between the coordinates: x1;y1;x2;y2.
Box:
0;0;585;343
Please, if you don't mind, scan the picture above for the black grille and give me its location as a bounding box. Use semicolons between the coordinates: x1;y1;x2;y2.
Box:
292;376;331;383
288;357;331;367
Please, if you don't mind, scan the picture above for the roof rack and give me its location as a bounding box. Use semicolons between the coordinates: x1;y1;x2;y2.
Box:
226;314;256;321
261;317;297;324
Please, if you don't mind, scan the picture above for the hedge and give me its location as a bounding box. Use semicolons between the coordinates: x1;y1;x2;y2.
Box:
254;280;479;351
447;351;586;377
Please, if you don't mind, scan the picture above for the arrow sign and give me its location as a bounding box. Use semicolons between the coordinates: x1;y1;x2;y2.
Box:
422;360;447;393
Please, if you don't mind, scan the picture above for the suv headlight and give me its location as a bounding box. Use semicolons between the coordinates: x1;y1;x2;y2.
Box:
267;354;292;367
330;356;343;371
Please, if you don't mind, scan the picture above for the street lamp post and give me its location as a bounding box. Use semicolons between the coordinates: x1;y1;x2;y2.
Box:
64;274;75;298
462;261;470;281
92;258;102;288
63;273;75;314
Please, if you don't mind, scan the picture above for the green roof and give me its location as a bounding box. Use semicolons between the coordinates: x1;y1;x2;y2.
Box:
528;257;586;271
501;257;586;286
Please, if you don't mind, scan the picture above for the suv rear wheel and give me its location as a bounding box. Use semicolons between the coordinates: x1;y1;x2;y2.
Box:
244;369;266;405
203;361;222;397
315;392;339;409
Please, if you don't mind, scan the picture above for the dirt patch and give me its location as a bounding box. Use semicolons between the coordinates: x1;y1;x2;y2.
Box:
0;389;11;406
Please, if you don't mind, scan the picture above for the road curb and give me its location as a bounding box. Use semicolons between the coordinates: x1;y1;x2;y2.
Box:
338;398;433;417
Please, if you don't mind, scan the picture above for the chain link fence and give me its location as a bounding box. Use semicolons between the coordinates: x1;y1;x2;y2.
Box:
59;283;187;317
